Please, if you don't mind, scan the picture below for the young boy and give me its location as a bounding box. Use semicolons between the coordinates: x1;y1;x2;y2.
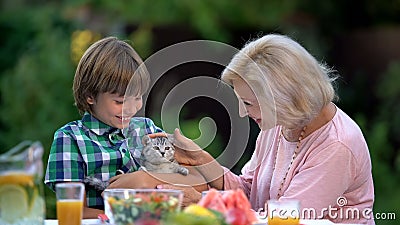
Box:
44;37;162;218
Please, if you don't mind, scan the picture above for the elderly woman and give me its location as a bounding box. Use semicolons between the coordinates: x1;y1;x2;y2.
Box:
159;34;375;224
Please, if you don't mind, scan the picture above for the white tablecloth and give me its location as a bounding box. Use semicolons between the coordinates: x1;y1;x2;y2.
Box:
45;219;102;225
45;219;361;225
256;218;361;225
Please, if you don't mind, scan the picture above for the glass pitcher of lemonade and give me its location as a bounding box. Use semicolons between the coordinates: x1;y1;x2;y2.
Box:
0;141;45;225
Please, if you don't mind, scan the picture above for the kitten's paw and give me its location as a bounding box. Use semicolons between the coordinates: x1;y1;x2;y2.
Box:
177;167;189;176
83;176;108;192
139;166;148;171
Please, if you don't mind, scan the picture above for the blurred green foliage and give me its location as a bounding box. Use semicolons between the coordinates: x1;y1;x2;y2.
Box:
1;0;399;223
0;3;80;218
342;63;400;223
362;62;400;221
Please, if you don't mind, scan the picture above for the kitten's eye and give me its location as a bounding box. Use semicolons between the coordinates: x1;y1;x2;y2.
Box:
165;147;170;150
153;146;160;150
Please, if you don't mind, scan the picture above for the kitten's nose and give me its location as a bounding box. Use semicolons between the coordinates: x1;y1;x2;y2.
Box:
160;152;165;157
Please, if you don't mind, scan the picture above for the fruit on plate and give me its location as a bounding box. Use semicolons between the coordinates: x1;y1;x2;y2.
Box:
197;188;258;225
183;204;216;218
163;210;223;225
198;189;227;213
225;208;248;225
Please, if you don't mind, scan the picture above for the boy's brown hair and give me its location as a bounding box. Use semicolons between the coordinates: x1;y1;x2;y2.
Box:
73;36;149;115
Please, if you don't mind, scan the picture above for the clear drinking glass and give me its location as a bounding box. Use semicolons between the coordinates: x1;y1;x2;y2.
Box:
56;183;85;225
267;199;300;225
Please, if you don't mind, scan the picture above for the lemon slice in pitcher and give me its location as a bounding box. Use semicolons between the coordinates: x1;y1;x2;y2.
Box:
0;184;29;223
0;173;34;186
28;191;45;219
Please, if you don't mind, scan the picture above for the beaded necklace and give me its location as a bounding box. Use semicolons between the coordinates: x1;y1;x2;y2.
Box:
274;126;307;198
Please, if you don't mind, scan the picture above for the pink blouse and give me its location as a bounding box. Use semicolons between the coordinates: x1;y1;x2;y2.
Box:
223;106;375;224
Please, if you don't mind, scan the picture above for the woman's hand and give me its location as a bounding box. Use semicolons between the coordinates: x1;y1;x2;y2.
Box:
157;184;203;208
169;128;225;190
169;128;214;166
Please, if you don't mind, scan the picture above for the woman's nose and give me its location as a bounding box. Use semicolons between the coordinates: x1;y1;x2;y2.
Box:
124;98;142;113
238;101;248;118
123;103;137;115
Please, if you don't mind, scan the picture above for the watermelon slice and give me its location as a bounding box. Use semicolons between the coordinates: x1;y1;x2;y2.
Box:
199;189;258;224
198;189;228;213
232;189;257;222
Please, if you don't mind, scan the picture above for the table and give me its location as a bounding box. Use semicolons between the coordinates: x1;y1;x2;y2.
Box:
45;219;102;225
254;218;359;225
45;219;361;225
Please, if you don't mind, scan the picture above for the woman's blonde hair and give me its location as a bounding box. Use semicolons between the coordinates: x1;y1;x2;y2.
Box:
73;36;149;115
221;34;338;128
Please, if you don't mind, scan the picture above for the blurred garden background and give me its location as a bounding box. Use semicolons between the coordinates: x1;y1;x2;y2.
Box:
0;0;399;223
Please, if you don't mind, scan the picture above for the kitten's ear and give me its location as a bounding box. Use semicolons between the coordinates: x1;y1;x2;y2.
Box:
166;133;175;143
142;135;151;145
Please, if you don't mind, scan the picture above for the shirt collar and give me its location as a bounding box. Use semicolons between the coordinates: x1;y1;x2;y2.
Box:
82;112;120;136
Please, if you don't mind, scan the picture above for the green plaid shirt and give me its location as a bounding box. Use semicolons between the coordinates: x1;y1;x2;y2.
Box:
44;112;162;209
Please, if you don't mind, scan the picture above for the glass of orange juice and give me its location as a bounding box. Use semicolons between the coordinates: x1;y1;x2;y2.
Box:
56;183;85;225
267;199;300;225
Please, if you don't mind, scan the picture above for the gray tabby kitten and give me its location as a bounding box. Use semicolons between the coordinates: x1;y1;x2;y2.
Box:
83;135;188;191
139;135;189;175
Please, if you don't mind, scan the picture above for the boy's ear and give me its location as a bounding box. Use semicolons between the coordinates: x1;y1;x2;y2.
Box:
86;96;95;104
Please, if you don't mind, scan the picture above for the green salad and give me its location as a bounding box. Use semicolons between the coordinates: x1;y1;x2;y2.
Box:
107;191;181;225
